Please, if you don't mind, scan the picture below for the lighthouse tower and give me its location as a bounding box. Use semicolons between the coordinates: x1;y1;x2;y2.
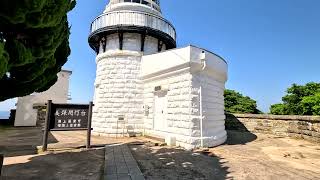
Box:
88;0;176;136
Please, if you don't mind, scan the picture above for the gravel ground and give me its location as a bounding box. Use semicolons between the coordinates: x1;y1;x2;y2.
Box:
130;131;320;180
1;127;320;180
0;127;132;180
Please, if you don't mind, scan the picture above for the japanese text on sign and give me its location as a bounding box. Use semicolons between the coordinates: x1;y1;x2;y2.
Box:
50;104;89;130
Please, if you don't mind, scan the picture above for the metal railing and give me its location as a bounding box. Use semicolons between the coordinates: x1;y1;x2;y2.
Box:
90;11;176;41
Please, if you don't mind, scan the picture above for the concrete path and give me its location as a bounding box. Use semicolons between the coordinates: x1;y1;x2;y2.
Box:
104;144;144;180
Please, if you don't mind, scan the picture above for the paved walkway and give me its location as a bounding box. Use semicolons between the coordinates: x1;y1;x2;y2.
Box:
104;144;145;180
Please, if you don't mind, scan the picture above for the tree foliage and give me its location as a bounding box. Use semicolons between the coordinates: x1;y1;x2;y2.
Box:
0;0;76;101
270;82;320;115
224;89;261;114
270;103;287;115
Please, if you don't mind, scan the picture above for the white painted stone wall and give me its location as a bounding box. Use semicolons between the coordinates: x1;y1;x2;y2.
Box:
191;73;227;147
93;40;228;149
92;30;161;137
15;70;71;127
90;0;227;149
143;70;199;149
92;50;144;136
143;71;227;149
141;46;228;149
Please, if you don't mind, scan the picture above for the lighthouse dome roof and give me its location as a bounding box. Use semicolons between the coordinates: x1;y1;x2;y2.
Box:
105;0;162;15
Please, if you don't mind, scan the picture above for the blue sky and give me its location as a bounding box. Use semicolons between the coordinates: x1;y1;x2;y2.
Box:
1;0;320;113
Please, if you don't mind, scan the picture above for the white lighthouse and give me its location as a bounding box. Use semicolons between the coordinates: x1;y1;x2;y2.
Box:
89;0;228;149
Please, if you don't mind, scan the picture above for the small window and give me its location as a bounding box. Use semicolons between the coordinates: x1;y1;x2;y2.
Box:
132;0;140;3
124;0;131;2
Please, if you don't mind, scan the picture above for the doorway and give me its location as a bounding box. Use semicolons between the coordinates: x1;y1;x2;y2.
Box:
153;91;168;131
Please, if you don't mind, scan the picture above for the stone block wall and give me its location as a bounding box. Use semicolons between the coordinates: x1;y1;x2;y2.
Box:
143;71;197;148
92;32;167;137
191;73;227;147
143;70;227;149
92;51;144;136
226;113;320;143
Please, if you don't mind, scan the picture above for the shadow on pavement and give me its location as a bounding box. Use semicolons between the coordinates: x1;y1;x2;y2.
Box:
129;143;231;180
1;149;104;180
0;127;58;157
225;114;257;145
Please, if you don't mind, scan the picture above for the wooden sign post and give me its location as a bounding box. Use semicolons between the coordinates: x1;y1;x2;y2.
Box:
42;100;94;152
0;154;3;176
86;102;93;149
42;100;52;152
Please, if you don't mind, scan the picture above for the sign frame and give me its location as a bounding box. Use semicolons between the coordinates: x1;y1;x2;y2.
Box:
50;103;90;131
42;100;94;151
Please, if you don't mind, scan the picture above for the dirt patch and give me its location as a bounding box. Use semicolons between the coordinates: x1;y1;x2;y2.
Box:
131;131;320;180
212;131;320;180
2;127;320;179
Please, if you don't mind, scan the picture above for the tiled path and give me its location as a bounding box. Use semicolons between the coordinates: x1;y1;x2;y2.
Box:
104;144;145;180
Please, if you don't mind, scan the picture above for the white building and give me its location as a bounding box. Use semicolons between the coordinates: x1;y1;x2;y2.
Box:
89;0;228;149
14;70;72;127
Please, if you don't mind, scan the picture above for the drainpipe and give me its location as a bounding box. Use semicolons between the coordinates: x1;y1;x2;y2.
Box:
199;86;203;148
199;52;207;148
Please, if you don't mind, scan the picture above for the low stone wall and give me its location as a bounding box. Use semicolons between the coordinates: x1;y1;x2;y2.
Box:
226;113;320;143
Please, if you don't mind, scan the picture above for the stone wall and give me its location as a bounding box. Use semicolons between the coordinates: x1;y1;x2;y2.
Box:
143;70;227;149
192;73;227;147
140;46;228;149
143;71;196;148
226;113;320;143
92;50;144;136
92;31;167;137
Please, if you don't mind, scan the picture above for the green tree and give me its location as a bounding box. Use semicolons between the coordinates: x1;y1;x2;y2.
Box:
301;93;320;115
0;0;76;101
270;103;288;115
224;89;261;114
270;82;320;115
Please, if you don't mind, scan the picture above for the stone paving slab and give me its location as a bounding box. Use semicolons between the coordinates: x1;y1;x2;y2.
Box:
104;144;145;180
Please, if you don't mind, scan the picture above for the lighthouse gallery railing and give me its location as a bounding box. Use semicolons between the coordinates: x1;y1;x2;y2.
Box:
90;11;176;41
